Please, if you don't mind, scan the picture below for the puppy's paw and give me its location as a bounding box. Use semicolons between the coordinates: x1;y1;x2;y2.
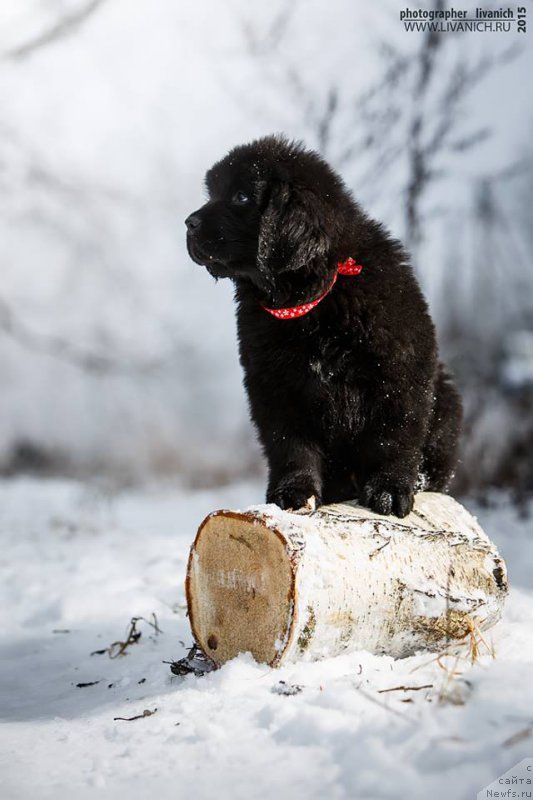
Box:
362;477;414;519
267;474;321;512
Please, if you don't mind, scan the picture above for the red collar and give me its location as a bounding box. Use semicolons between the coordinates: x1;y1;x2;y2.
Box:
261;257;363;320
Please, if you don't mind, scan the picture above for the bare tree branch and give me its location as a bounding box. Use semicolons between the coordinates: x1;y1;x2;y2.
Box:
404;0;446;249
4;0;108;61
241;0;298;57
0;295;180;377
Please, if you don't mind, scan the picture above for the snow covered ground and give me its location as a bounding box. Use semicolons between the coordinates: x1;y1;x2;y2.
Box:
0;477;532;800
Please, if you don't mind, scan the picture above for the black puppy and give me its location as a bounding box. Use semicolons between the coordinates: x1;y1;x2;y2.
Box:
186;135;462;518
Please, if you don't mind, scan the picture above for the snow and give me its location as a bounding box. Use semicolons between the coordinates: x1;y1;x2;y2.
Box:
1;477;532;799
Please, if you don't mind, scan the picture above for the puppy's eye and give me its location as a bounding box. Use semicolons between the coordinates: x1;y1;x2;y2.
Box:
232;190;250;205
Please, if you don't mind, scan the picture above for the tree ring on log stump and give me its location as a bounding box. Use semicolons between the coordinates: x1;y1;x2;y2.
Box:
186;512;295;666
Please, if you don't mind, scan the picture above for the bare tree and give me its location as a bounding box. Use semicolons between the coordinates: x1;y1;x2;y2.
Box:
238;0;519;260
3;0;108;61
0;1;193;378
352;1;519;256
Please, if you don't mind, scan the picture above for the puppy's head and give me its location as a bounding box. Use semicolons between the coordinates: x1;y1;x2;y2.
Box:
185;135;347;293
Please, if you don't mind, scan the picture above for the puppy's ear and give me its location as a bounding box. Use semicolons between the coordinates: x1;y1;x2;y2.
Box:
257;178;332;277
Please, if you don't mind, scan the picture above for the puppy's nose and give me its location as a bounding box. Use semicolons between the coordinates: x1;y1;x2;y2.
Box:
185;214;202;233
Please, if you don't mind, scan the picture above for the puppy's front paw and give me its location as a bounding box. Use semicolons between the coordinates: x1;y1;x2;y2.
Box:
362;477;414;519
267;474;321;512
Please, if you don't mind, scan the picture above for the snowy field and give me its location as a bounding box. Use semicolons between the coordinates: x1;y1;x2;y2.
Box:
0;477;532;800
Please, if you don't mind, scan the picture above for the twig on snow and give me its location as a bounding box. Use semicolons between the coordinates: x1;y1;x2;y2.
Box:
113;708;158;722
378;684;434;694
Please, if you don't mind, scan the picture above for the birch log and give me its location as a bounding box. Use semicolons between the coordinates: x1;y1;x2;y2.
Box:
186;493;508;667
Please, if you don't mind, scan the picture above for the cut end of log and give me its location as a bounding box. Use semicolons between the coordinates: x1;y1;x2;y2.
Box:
185;494;508;667
186;513;295;666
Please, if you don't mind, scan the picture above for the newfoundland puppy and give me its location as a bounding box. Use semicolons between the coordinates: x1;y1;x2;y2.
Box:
186;135;462;518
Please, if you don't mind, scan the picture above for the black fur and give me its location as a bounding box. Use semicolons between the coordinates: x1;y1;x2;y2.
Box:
186;135;462;518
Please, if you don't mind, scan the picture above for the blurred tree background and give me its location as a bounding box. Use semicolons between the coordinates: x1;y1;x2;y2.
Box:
0;0;531;502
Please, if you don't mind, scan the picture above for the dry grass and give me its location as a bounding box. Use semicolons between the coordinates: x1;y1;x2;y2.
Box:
408;613;496;705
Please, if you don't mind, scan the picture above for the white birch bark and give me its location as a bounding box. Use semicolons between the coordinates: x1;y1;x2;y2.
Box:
186;493;508;666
